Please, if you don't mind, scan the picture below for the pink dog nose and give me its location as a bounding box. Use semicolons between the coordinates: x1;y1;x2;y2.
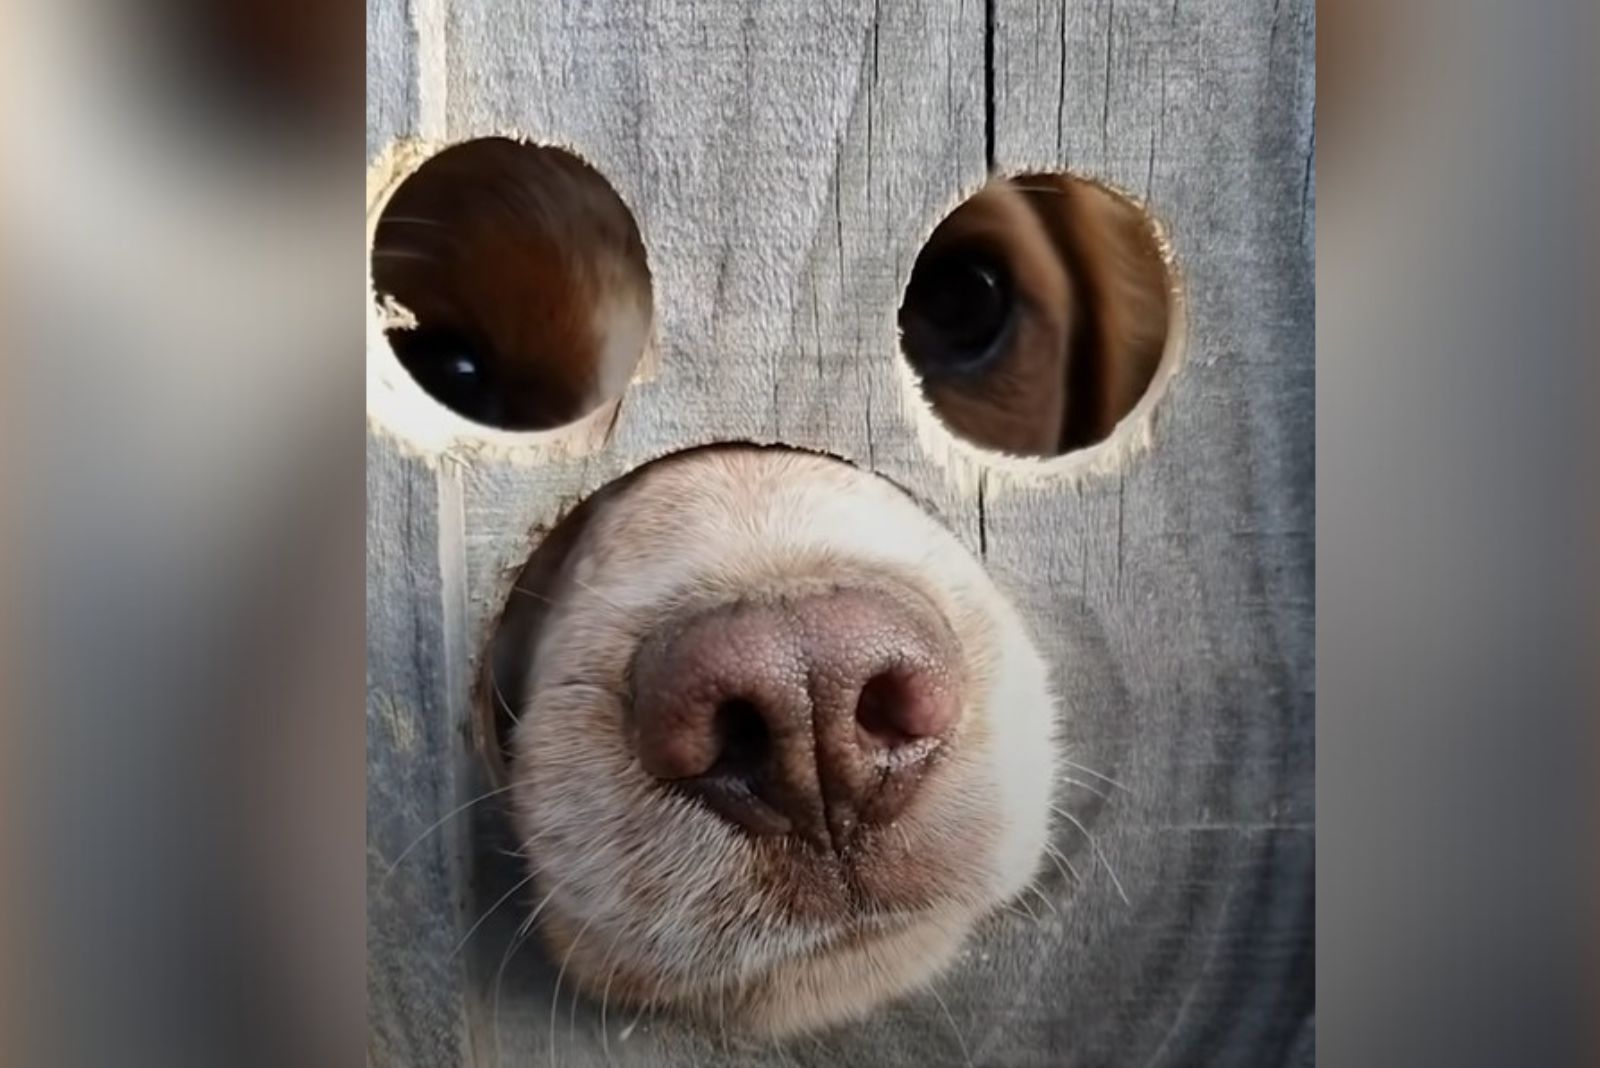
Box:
630;588;962;852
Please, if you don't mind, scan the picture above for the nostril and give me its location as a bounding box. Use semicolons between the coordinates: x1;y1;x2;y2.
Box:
676;697;792;838
859;670;956;750
633;593;962;844
855;672;915;747
711;698;770;778
854;668;959;749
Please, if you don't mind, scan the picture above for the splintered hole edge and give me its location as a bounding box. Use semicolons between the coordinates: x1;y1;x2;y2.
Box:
898;170;1182;464
369;136;653;433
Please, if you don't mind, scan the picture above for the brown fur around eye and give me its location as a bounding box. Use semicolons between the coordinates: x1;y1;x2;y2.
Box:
371;138;651;430
901;176;1171;457
906;182;1076;457
1021;176;1171;450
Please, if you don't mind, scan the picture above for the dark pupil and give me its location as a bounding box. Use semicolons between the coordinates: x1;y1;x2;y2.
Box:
900;249;1012;374
385;325;504;425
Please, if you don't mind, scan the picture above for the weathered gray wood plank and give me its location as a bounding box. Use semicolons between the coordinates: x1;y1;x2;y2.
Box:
367;0;1315;1064
366;0;416;159
366;441;474;1067
979;0;1315;1062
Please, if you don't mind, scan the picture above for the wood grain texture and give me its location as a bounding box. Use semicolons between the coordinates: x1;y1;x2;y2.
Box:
365;0;414;158
366;441;474;1067
366;0;1315;1064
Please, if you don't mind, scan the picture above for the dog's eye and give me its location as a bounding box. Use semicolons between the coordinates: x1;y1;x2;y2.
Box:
898;247;1014;376
370;138;652;432
387;326;504;425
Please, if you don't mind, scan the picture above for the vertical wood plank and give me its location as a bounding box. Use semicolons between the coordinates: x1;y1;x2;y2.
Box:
366;439;474;1067
366;0;416;159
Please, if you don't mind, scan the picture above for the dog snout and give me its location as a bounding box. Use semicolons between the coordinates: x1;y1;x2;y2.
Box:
630;588;961;852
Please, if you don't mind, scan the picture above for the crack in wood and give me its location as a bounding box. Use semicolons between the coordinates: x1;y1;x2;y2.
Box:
867;0;879;201
1057;0;1068;159
984;0;996;170
1102;0;1115;162
977;469;989;558
1146;129;1158;203
864;370;877;470
1116;470;1126;597
1299;126;1314;243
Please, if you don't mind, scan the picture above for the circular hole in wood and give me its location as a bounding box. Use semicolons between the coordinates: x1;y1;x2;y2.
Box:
371;138;652;431
898;173;1176;458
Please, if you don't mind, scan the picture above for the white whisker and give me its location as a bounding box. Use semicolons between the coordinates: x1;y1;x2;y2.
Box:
454;870;539;958
492;927;533;1068
1044;841;1084;886
550;912;599;1068
1052;804;1131;907
517;574;636;620
597;927;627;1067
382;781;527;882
493;881;562;1068
1059;757;1131;793
928;983;974;1068
492;882;569;1061
568;574;637;615
489;668;520;727
1059;775;1113;803
996;901;1033;924
572;928;616;1056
